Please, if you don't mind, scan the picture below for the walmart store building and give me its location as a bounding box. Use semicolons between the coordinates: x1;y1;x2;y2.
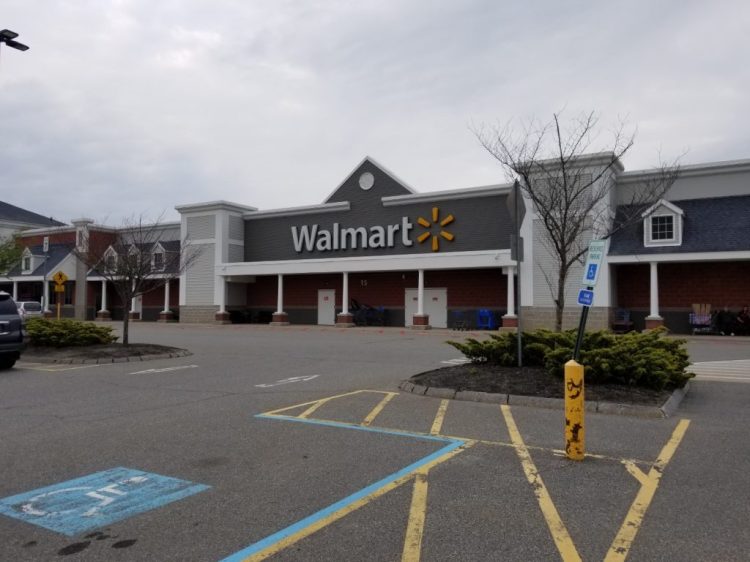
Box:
175;154;750;332
176;157;523;330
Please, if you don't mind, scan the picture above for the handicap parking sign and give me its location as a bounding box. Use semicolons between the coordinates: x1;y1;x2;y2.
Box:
577;289;594;307
585;264;597;282
0;467;209;536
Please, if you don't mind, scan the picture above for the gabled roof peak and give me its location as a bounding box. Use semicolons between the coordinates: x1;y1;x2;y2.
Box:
641;199;684;218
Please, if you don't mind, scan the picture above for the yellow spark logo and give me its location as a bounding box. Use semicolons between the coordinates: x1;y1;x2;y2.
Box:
416;207;455;252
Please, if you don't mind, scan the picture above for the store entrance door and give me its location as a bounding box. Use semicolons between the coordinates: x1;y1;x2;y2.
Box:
404;288;447;328
317;289;336;325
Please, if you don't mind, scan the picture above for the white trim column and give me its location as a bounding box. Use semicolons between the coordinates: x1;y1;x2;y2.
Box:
218;277;227;314
162;280;171;313
12;280;18;301
412;269;430;329
502;266;518;328
336;272;354;326
160;279;176;322
96;280;110;320
645;261;664;329
271;273;289;325
214;276;230;323
129;279;141;320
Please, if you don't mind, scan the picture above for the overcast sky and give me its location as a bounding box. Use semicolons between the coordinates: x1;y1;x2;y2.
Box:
1;0;748;225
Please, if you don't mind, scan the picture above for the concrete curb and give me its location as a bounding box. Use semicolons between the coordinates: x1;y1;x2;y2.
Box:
23;349;192;365
397;379;691;418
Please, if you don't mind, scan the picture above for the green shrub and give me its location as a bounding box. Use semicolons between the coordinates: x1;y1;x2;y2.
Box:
26;318;118;347
448;327;693;390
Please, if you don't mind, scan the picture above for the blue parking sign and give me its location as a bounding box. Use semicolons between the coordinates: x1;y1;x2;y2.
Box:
585;264;597;282
577;289;594;307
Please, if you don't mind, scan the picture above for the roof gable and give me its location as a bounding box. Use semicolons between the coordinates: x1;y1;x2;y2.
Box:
323;157;416;206
641;199;684;218
610;195;750;255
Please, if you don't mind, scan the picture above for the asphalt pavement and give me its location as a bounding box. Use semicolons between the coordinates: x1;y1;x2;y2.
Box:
0;324;748;561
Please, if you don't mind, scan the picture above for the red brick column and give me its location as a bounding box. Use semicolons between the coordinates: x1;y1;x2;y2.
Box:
158;311;175;322
270;312;289;326
214;311;231;324
336;313;355;327
502;315;518;328
95;310;111;321
411;314;431;330
645;317;665;330
128;311;141;321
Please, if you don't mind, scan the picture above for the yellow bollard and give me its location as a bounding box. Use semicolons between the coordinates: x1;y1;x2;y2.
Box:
564;359;585;461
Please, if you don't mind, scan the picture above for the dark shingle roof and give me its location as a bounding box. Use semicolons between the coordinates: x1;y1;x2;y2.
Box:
0;201;66;228
609;195;750;255
6;243;74;276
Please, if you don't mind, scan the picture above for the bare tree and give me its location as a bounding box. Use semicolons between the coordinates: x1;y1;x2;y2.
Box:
474;111;680;331
74;215;202;345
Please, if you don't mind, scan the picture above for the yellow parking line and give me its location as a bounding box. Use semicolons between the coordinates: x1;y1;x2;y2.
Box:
501;405;582;562
401;470;429;562
430;400;449;435
363;393;397;426
622;460;650;487
241;440;472;561
605;419;690;562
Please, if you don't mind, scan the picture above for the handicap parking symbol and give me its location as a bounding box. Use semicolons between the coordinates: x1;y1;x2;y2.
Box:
0;467;209;536
586;263;597;282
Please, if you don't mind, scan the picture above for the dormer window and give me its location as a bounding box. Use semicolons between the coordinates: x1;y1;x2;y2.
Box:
152;251;164;271
151;243;165;272
642;199;683;247
101;246;119;273
21;248;35;274
651;215;674;241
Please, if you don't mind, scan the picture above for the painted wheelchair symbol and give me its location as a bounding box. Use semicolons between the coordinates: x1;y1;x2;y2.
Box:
20;476;149;518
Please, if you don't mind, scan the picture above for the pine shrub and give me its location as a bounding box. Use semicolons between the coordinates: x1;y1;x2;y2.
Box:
447;327;693;390
26;318;118;347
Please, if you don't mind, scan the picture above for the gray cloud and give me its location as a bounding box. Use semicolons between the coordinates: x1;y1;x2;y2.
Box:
1;0;748;224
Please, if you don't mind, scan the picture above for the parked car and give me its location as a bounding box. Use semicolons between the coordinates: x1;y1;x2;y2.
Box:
17;300;43;322
0;291;24;369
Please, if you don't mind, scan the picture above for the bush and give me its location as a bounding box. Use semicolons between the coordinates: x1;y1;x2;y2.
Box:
26;318;118;347
447;327;693;390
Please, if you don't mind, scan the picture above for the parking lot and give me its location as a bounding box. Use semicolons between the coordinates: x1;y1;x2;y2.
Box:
1;324;749;561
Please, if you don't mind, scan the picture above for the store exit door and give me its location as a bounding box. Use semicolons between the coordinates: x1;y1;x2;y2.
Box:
318;289;336;325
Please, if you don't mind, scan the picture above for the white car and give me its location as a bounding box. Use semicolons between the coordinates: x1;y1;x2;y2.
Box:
16;301;43;321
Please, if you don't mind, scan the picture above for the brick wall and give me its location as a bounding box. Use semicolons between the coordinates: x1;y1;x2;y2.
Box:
521;306;610;331
616;262;750;309
22;232;76;246
245;269;509;309
179;305;218;323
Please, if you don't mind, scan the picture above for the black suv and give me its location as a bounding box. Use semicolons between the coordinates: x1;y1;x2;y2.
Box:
0;291;24;369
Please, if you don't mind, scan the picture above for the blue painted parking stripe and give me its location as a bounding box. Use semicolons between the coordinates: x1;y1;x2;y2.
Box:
256;413;457;443
220;415;465;562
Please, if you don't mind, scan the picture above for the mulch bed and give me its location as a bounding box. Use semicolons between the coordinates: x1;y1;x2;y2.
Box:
25;343;187;360
411;363;673;406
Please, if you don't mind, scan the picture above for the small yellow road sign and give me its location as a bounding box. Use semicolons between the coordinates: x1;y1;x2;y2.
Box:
54;285;66;293
53;271;68;285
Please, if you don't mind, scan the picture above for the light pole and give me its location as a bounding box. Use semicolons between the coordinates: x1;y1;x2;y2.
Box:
0;29;30;55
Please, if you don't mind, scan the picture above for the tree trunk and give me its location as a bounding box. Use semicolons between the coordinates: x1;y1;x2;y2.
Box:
555;266;568;332
122;298;131;346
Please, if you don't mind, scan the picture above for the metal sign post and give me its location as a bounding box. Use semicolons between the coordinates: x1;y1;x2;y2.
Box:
565;239;606;461
507;180;526;367
52;270;68;321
